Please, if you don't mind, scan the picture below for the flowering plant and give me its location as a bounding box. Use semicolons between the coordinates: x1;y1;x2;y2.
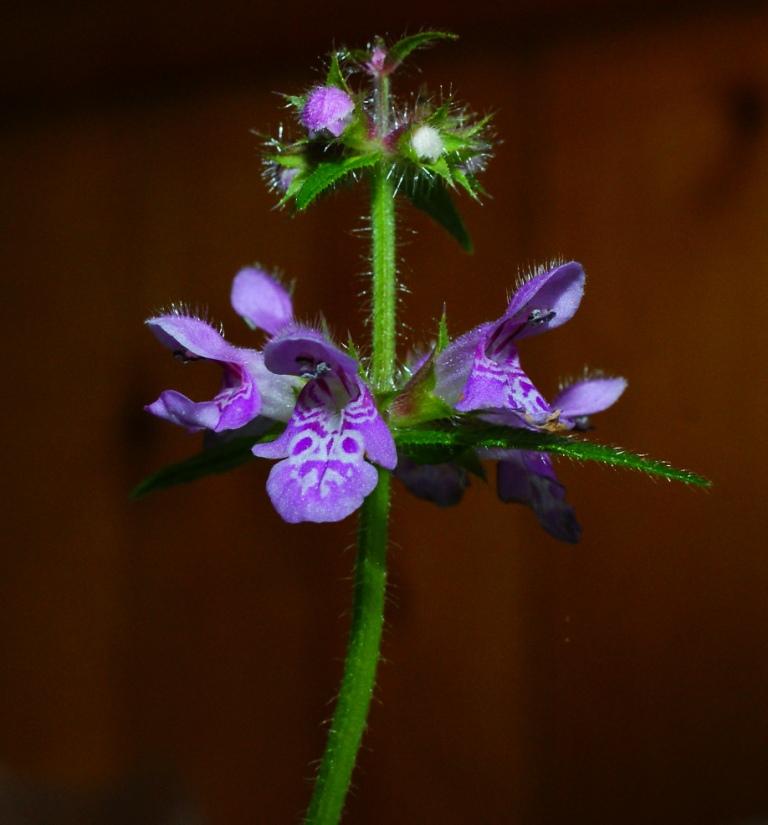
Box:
135;32;708;824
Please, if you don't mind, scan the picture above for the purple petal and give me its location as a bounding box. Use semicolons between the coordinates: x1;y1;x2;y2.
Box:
450;337;551;423
145;359;259;433
263;325;358;384
485;262;585;354
552;376;627;420
230;267;294;336
395;455;469;507
301;86;355;138
145;314;263;432
433;322;492;406
497;451;581;543
253;375;395;523
146;313;238;362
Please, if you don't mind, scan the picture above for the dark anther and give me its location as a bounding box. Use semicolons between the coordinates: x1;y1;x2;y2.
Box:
528;308;556;326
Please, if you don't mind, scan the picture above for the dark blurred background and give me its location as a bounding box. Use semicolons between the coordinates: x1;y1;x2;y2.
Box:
2;2;768;823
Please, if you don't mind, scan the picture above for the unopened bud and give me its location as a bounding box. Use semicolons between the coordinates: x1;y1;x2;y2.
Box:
301;86;355;138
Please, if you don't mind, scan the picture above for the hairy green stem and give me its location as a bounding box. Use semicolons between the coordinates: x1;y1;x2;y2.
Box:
303;472;391;825
370;163;397;391
303;71;397;825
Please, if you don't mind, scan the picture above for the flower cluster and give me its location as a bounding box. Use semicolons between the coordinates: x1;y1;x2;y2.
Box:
145;261;625;540
263;32;491;228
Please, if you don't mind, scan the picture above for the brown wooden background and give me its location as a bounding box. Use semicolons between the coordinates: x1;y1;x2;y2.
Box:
2;2;768;823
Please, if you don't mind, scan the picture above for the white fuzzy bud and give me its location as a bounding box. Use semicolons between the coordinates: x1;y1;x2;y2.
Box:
410;125;444;163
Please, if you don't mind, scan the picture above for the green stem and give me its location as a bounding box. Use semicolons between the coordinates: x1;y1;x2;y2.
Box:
303;471;391;825
370;162;397;391
303;70;397;825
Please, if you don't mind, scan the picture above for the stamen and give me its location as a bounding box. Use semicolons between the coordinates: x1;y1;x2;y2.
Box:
527;308;556;326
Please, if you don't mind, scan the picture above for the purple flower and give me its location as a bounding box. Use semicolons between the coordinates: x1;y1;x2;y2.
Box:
252;325;396;523
301;86;355;138
397;257;625;542
145;268;298;433
434;261;585;425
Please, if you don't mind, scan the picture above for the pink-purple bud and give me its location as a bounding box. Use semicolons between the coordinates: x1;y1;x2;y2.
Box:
301;86;355;138
366;46;388;77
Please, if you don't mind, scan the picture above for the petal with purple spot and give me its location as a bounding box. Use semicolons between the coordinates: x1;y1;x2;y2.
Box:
145;358;259;433
253;376;395;523
453;338;551;424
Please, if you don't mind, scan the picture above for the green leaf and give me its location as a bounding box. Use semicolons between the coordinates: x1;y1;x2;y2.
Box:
388;31;458;69
295;154;380;210
325;51;351;93
394;426;711;487
406;180;473;252
132;433;276;499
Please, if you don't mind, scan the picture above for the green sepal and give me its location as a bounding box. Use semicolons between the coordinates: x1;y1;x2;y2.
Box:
387;31;458;70
265;153;306;169
131;429;282;499
295;153;381;210
389;352;454;427
325;51;352;93
406;179;473;252
436;307;450;354
284;94;305;111
393;425;711;487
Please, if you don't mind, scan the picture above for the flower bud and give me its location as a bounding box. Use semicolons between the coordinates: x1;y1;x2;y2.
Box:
410;124;444;163
366;46;388;77
301;86;355;138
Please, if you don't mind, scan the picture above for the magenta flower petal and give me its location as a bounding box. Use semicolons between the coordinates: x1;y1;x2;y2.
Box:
146;389;230;432
263;325;359;385
145;314;261;432
147;313;238;363
253;377;394;523
230;267;294;336
496;451;581;543
500;261;585;344
454;340;551;423
301;86;355;138
552;376;627;420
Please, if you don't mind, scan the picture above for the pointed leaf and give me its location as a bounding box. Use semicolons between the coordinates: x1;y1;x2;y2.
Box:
393;426;711;487
388;31;458;69
406;180;473;252
295;154;380;210
326;51;351;93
